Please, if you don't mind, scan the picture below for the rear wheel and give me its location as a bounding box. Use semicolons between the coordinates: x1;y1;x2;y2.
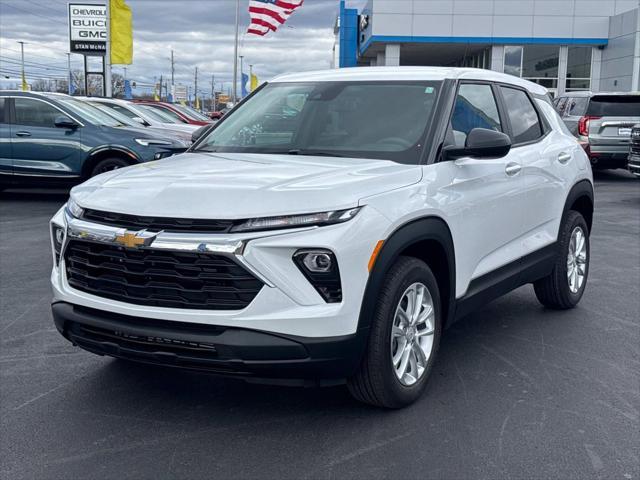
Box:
90;157;130;178
534;210;590;309
348;257;441;408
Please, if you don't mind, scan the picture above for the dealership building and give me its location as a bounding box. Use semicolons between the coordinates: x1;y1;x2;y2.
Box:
335;0;640;95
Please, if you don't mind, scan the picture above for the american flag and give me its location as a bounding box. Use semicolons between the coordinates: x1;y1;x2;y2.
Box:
247;0;304;36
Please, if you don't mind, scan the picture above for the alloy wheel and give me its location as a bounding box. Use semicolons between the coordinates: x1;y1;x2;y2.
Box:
567;226;587;294
390;282;435;386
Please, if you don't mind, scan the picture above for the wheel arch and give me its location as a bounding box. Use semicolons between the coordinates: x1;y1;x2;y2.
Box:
357;216;456;333
563;179;594;234
82;146;141;179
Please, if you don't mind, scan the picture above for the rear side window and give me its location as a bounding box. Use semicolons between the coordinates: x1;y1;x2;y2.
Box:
14;98;60;128
0;98;5;123
447;83;502;147
587;96;640;116
500;86;543;144
567;97;589;116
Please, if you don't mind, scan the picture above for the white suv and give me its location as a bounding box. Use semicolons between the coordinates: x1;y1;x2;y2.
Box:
50;68;594;408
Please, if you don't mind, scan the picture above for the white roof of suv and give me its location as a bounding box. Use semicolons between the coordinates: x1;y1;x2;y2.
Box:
272;67;548;96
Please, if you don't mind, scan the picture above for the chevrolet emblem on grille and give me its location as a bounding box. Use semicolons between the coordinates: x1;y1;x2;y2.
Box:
114;230;157;249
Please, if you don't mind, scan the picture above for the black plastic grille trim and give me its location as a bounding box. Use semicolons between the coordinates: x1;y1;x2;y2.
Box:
80;208;235;233
65;240;263;310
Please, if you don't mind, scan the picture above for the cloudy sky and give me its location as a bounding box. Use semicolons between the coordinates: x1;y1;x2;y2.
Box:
0;0;365;95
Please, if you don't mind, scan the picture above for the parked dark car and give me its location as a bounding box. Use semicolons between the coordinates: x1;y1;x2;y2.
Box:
554;91;640;169
628;124;640;178
0;91;187;188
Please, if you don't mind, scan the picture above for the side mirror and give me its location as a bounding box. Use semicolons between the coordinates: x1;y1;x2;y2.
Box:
54;115;79;129
444;128;512;160
132;116;146;125
191;125;210;143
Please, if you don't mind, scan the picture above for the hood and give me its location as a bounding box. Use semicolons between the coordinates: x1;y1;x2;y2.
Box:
159;123;200;134
71;152;422;219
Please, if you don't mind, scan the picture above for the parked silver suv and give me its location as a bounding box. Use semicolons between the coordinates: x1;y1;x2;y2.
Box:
554;92;640;169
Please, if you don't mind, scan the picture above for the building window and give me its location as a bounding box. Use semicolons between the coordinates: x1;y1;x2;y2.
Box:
566;46;592;91
504;46;523;77
504;45;560;91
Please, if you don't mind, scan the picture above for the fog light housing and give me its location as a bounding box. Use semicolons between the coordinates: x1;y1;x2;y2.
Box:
293;249;342;303
51;224;65;265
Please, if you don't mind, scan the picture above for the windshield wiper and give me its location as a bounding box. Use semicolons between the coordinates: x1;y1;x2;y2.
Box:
288;149;344;157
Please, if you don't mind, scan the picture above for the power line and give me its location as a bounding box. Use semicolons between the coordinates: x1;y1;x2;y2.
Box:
0;56;69;72
21;0;66;15
0;2;68;26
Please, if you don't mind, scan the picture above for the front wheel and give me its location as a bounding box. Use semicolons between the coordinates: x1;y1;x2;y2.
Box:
90;157;130;178
534;210;590;309
348;257;442;408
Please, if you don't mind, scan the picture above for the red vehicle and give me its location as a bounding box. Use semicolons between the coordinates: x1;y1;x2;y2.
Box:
133;100;212;126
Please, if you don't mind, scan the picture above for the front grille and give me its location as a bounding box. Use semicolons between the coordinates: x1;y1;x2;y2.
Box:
80;208;235;233
64;240;263;310
631;128;640;155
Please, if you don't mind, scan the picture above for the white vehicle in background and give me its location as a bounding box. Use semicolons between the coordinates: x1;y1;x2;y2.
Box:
50;67;594;408
87;100;193;146
84;97;199;136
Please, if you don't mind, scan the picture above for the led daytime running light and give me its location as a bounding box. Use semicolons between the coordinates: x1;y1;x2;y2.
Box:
231;207;361;233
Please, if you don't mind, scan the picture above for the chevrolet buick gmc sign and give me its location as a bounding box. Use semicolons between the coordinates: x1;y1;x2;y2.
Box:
68;3;107;55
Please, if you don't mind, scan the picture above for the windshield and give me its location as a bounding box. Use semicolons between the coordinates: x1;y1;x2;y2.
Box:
138;104;181;123
173;103;210;121
56;97;122;127
89;102;140;127
194;81;442;163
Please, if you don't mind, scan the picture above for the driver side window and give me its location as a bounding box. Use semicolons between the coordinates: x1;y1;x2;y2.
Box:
446;83;502;148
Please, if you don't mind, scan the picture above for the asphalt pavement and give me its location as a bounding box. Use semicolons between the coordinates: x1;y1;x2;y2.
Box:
1;170;638;480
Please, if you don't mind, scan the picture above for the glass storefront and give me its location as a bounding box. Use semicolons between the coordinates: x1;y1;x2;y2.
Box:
566;46;592;91
504;45;560;91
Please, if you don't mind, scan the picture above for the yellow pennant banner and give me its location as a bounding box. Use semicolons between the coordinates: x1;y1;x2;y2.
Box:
111;0;133;65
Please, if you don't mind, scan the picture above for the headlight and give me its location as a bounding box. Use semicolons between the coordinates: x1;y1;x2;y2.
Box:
230;207;361;233
135;138;174;147
65;197;84;218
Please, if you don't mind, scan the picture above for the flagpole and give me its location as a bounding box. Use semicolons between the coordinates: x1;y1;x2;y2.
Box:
232;0;239;104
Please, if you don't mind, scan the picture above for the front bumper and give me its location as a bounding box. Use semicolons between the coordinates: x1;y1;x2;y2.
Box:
628;154;640;177
52;301;368;384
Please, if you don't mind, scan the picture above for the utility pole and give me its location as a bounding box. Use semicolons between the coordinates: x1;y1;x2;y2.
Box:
170;49;175;101
211;74;215;112
18;41;26;91
105;0;112;97
67;53;72;95
194;66;198;108
159;74;163;100
232;0;239;104
249;64;253;92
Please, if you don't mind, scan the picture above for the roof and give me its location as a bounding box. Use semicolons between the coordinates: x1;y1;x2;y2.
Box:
271;67;549;95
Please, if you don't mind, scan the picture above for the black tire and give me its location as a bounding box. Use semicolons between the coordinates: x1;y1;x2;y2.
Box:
534;210;590;309
90;157;130;178
347;256;442;408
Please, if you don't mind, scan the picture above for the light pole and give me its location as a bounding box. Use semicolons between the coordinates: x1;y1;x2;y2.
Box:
232;0;239;104
67;53;72;95
18;41;26;91
239;55;244;97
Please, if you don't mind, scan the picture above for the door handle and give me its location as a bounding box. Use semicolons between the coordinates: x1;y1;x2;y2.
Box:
505;162;522;176
15;131;31;137
558;152;572;164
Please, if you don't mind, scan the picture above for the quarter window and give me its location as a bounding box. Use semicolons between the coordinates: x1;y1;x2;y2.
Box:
446;83;502;147
500;87;543;144
14;98;60;128
0;98;5;123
